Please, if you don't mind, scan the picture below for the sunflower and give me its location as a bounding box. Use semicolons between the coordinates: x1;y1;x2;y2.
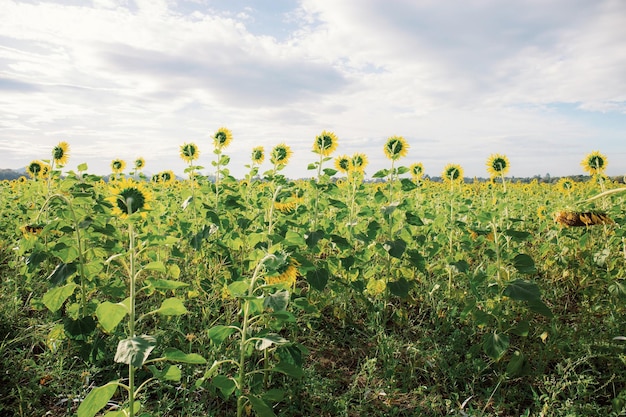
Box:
383;136;409;161
153;170;176;185
313;130;339;156
40;163;51;179
20;224;44;239
537;205;548;220
442;163;464;183
180;143;200;163
111;159;126;174
486;154;510;177
556;177;574;193
106;178;153;219
351;153;368;173
270;143;292;166
27;160;44;179
134;157;146;171
265;257;299;286
581;151;607;175
213;127;233;150
555;211;613;227
409;162;424;180
52;141;70;166
334;155;352;174
251;146;265;164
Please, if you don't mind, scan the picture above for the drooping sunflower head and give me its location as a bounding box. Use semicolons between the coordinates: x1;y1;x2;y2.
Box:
270;143;292;166
111;159;126;174
251;146;265;164
152;170;175;185
213;127;233;150
409;162;424;179
384;136;409;161
27;160;44;179
106;178;153;219
351;153;368;173
52;141;70;166
265;252;300;287
442;163;464;183
581;151;607;175
334;155;352;174
180;143;200;163
134;157;146;171
486;154;510;177
313;130;339;157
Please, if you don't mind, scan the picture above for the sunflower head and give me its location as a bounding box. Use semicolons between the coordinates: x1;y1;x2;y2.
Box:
313;130;339;157
106;178;153;219
350;153;368;173
581;151;607;175
180;143;200;163
556;177;574;193
334;155;352;174
265;253;299;287
442;163;464;183
384;136;409;161
251;146;265;165
27;160;43;179
270;144;292;166
40;163;51;179
134;157;146;171
486;154;510;177
52;141;70;166
152;170;175;185
409;162;424;179
213;127;233;150
111;159;126;174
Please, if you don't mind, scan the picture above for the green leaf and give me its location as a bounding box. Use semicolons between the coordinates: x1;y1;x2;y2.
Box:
306;268;328;291
510;320;530;337
383;239;406;259
52;242;80;263
77;162;88;171
328;198;347;209
208;325;237;346
248;394;277;417
400;178;417;191
264;290;290;311
483;331;509;360
163;348;207;364
255;333;289;350
228;281;249;297
387;278;410;298
114;335;157;367
405;212;424;226
144;261;167;273
155;297;187;316
323;168;338;176
272;361;304;379
148;364;181;382
96;301;128;333
504;279;541;301
263;389;286;403
77;382;118;417
407;250;426;271
305;230;325;247
504;229;531;241
42;283;77;313
527;299;553;318
284;230;306;247
64;316;96;340
512;254;537;274
506;351;525;377
47;263;77;287
212;375;236;398
372;169;388;178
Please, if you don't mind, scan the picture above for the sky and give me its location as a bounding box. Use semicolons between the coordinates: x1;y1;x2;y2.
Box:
0;0;625;180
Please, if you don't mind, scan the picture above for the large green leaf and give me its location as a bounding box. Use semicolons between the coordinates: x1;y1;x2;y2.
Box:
306;268;328;291
155;297;187;316
384;239;406;259
163;348;207;364
47;263;77;287
506;350;526;377
272;361;304;379
512;254;537;274
248;394;277;417
255;333;289;350
504;279;541;301
96;301;128;333
483;331;509;360
212;375;236;398
208;325;237;346
43;282;77;312
387;278;410;298
264;290;290;312
114;335;157;368
527;299;553;318
77;382;118;417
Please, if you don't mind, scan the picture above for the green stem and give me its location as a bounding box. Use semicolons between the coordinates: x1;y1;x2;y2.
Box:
128;222;136;417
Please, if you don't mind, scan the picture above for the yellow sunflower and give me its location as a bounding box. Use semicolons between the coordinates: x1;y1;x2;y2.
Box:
409;162;424;180
486;154;510;177
442;163;464;183
52;141;70;166
351;153;368;173
40;163;51;179
270;143;293;166
334;155;352;174
111;159;126;174
266;258;299;286
213;127;233;150
383;136;409;161
106;178;153;219
313;130;339;156
134;157;146;171
581;151;607;175
556;177;574;193
27;160;44;179
180;143;200;163
153;170;176;185
251;146;265;164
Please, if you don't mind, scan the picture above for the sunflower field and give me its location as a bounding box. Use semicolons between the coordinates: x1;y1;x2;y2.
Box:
1;133;625;417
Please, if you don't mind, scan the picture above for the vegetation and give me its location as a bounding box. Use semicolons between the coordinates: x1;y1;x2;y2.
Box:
0;139;624;416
